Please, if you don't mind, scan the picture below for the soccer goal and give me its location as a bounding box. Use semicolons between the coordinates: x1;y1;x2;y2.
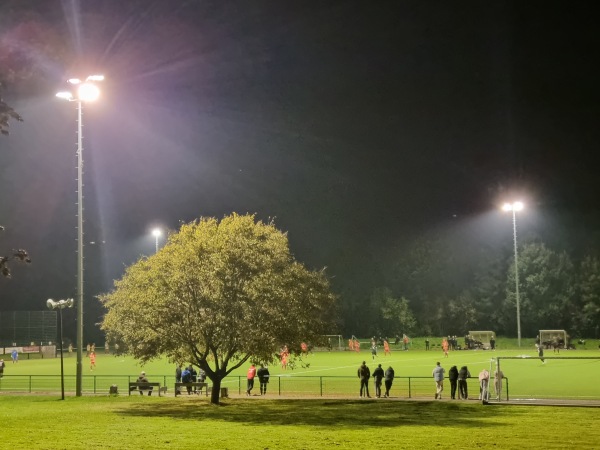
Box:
467;331;495;350
316;335;344;351
538;330;568;349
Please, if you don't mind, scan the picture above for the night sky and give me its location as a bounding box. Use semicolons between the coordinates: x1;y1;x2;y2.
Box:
1;1;599;342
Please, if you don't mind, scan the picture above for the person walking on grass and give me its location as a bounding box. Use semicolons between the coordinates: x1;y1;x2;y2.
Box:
372;363;384;398
358;361;371;398
442;338;449;357
246;363;257;396
537;344;545;363
89;351;96;371
432;361;445;399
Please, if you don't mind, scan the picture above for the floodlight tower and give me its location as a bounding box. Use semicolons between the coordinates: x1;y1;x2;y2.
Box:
46;298;74;400
502;201;524;347
152;228;162;253
56;74;104;396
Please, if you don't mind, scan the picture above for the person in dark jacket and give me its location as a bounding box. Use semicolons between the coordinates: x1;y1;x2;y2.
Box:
357;361;371;398
257;364;270;395
384;366;395;398
181;366;193;395
175;365;182;395
372;364;385;397
448;365;459;399
458;365;471;399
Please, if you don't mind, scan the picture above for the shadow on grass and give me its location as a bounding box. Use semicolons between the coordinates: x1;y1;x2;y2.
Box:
115;398;518;429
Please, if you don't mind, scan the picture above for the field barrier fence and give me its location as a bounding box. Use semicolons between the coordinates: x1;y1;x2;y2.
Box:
0;374;509;399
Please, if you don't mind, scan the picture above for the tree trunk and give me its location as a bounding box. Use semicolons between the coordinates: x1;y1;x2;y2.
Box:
210;377;222;405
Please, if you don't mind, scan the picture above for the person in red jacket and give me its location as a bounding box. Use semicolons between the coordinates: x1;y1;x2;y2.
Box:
246;364;257;396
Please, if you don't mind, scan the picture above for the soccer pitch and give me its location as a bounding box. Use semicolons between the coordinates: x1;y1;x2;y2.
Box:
3;344;599;401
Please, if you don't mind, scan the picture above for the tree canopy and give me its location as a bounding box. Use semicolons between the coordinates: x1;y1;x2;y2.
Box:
100;214;337;404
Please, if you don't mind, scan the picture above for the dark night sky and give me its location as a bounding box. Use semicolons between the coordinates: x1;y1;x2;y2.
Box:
1;1;599;341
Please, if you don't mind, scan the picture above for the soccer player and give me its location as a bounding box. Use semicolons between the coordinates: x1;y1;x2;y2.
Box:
383;340;391;356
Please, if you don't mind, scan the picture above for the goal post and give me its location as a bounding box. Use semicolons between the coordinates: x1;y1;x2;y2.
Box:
538;330;568;349
467;330;495;350
318;335;344;351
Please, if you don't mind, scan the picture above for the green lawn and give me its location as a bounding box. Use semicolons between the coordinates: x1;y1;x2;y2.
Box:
2;341;599;399
1;342;599;448
1;395;599;449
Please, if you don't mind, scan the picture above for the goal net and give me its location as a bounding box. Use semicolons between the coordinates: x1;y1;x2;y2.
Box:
467;330;495;350
314;335;344;351
495;355;600;403
538;330;568;349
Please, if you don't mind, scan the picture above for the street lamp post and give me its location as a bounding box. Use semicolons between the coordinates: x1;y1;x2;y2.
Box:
46;298;74;400
502;201;524;347
56;75;103;396
152;228;162;253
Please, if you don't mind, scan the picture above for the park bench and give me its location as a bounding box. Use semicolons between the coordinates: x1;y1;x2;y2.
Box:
175;382;209;396
128;382;161;396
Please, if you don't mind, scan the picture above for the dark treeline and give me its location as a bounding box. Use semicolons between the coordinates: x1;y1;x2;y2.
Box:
337;207;600;340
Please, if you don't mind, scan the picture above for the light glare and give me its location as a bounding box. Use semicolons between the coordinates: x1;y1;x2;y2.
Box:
502;201;524;212
77;83;100;102
152;228;162;238
56;92;73;100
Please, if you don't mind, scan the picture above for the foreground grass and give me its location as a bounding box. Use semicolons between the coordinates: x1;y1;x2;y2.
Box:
2;396;599;449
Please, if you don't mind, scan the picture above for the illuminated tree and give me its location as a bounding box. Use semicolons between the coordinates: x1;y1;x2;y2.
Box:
100;214;337;404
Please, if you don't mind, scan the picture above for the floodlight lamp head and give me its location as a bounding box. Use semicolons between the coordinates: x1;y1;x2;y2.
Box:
152;228;162;238
47;299;57;310
513;201;524;211
65;298;74;308
86;75;105;81
78;83;100;102
67;78;82;85
56;92;74;101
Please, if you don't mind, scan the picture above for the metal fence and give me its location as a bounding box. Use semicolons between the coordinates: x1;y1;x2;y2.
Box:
0;375;508;400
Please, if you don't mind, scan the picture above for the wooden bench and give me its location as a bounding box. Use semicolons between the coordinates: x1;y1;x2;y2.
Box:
128;382;161;396
175;382;209;396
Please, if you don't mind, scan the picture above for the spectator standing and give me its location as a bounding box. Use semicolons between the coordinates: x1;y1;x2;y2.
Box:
425;338;430;351
458;365;471;399
11;349;18;363
448;365;459;399
358;361;371;398
104;342;110;354
246;363;257;396
190;365;198;393
257;364;270;395
372;363;384;398
432;362;445;399
175;365;182;395
479;368;490;401
490;335;496;350
494;368;504;399
181;366;193;395
0;359;5;377
384;366;395;397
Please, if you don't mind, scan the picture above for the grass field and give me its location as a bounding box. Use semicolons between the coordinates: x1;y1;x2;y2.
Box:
2;340;599;399
1;342;599;449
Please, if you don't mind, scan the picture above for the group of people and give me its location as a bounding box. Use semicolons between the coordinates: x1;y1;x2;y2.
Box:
357;361;395;398
175;364;207;395
246;364;270;396
432;362;504;401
